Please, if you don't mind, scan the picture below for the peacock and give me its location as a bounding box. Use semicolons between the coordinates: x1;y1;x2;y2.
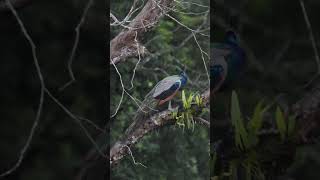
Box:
125;71;188;135
211;30;246;93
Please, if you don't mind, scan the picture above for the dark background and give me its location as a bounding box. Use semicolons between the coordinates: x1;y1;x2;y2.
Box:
1;0;320;179
0;0;106;179
212;0;320;179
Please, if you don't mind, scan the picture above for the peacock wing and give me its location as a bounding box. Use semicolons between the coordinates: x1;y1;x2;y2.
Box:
152;75;181;99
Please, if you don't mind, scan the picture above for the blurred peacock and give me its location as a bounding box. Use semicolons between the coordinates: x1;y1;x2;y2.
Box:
211;30;246;93
125;71;188;135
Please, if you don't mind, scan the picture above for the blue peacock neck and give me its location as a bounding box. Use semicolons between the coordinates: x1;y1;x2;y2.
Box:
179;73;188;87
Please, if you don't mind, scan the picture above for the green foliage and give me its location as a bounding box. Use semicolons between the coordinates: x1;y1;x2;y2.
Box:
275;106;287;141
174;90;206;131
156;21;174;45
213;91;299;179
287;115;296;137
178;14;204;27
248;100;266;134
182;90;194;109
231;91;250;150
209;152;217;177
195;94;203;107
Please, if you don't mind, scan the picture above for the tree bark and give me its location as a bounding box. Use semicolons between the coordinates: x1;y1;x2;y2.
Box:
109;89;210;167
110;0;174;65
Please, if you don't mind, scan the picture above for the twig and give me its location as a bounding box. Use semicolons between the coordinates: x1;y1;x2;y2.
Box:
59;0;94;91
110;0;174;65
0;0;45;177
45;88;106;158
110;60;125;118
77;116;106;133
299;0;320;88
110;60;156;118
192;32;210;85
129;31;142;90
1;1;106;177
124;145;147;168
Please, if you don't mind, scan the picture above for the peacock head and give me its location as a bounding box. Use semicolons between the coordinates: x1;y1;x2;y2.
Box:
225;30;239;45
210;65;224;78
179;71;188;86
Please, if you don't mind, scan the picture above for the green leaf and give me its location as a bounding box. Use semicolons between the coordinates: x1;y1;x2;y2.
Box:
191;115;195;132
275;106;286;141
231;91;241;126
195;95;201;106
187;93;194;108
248;100;265;133
246;162;252;180
172;111;178;120
231;91;250;150
210;152;217;177
287;115;296;137
239;119;250;149
182;90;187;109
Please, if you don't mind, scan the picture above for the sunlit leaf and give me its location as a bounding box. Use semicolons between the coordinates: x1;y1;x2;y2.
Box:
182;90;187;109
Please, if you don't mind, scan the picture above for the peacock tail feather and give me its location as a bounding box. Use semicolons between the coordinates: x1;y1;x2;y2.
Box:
124;87;160;136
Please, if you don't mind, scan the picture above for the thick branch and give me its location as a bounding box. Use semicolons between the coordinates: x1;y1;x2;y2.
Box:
110;89;210;167
110;0;174;65
293;79;320;142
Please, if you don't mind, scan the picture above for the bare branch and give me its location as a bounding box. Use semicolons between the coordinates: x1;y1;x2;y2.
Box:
129;31;142;90
1;1;106;177
299;0;320;73
194;117;210;128
124;145;147;168
60;0;94;90
299;0;320;88
293;79;320;143
0;0;45;177
110;0;174;65
110;89;210;167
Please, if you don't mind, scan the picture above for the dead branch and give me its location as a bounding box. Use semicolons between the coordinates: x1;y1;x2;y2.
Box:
110;0;174;65
109;89;210;167
293;79;320;143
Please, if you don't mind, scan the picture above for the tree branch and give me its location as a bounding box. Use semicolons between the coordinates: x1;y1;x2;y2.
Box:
293;79;320;143
109;89;210;167
194;117;210;128
110;0;174;65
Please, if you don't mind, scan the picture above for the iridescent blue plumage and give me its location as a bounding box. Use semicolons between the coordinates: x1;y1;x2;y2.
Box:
211;30;246;93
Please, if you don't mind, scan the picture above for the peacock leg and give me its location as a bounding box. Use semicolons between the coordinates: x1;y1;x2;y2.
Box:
168;100;173;111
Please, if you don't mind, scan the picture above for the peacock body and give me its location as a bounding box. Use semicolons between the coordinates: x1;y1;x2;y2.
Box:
125;72;188;135
211;31;246;93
